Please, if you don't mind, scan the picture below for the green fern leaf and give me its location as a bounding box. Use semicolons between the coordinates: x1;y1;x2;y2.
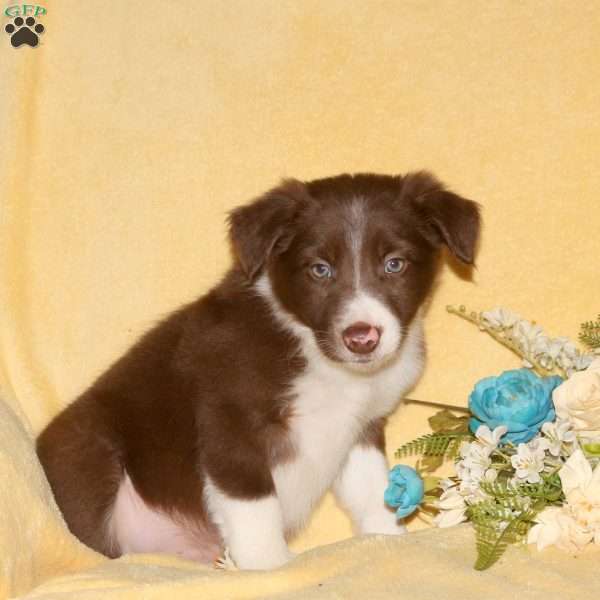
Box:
478;480;520;499
479;474;564;504
469;498;520;523
394;432;472;459
473;515;523;570
518;476;563;503
472;503;543;571
580;314;600;349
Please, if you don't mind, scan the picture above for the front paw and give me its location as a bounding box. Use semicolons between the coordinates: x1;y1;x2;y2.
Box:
360;511;407;536
231;546;295;570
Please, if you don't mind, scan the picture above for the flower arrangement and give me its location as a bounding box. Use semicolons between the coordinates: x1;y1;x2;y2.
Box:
385;306;600;570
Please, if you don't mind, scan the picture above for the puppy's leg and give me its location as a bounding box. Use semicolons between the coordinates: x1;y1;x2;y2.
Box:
37;401;124;556
204;477;293;570
333;428;406;535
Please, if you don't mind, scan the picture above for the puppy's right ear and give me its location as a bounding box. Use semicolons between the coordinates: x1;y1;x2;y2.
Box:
228;179;306;281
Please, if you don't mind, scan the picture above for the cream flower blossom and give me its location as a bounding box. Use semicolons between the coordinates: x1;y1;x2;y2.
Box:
512;320;545;356
533;336;560;369
474;424;508;450
434;486;468;528
481;307;521;330
573;353;595;372
456;441;492;490
528;506;592;552
538;419;576;457
559;449;600;543
529;450;600;552
510;442;545;484
553;358;600;437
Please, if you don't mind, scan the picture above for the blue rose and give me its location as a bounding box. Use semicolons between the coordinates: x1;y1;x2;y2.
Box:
384;465;424;519
468;368;562;444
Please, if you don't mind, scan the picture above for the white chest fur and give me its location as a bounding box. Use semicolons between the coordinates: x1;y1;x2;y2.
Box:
272;317;424;534
254;274;425;534
202;276;426;569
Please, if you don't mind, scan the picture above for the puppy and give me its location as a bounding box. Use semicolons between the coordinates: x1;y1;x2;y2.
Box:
37;171;480;570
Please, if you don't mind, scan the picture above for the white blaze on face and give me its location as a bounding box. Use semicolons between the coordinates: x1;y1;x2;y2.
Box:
345;198;366;291
340;198;402;367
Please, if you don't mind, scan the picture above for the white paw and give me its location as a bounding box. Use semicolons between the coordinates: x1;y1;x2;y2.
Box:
232;546;295;570
360;511;407;536
204;481;293;570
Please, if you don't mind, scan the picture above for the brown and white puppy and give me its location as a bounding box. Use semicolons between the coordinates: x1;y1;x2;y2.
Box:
36;172;480;570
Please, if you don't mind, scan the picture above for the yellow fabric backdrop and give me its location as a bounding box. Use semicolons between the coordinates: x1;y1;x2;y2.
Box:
1;0;599;579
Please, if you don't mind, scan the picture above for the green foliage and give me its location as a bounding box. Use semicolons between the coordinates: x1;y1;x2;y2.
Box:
391;305;600;571
582;442;600;457
468;476;558;570
580;314;600;349
516;474;564;503
469;498;526;522
428;409;470;434
468;491;545;571
394;409;472;473
479;474;563;504
471;504;540;571
478;480;520;499
418;453;446;473
394;432;471;460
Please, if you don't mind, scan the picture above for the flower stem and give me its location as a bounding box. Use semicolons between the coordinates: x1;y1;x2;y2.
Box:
404;397;470;414
446;305;553;377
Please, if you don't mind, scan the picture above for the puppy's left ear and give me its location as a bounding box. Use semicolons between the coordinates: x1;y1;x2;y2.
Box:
415;190;481;265
228;179;307;281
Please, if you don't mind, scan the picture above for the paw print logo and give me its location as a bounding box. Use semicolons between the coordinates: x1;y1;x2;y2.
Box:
5;16;45;48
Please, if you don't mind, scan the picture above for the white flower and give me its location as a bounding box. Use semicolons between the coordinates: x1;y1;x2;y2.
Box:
553;358;600;437
481;307;521;330
433;487;467;528
512;320;545;356
510;443;546;483
474;424;508;450
531;335;590;375
557;340;580;369
538;419;576;457
559;449;600;543
483;468;498;483
457;441;492;484
532;334;552;358
527;449;600;552
456;467;481;496
529;450;600;553
543;337;566;359
528;506;593;552
439;478;456;492
573;353;595;372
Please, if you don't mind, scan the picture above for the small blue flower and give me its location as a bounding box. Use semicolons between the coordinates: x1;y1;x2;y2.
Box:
469;368;563;444
384;465;424;519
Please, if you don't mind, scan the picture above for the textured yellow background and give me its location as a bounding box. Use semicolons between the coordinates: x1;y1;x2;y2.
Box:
1;0;599;554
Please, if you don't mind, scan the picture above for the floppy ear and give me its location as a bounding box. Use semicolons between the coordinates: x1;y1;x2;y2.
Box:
414;188;481;265
228;179;306;280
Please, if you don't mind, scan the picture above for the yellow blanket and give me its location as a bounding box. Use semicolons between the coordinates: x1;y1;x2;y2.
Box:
2;1;600;598
2;389;600;599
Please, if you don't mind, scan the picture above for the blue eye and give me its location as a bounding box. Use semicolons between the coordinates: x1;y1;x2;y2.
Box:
311;263;332;279
384;257;406;274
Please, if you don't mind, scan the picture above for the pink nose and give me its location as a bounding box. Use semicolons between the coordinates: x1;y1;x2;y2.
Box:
342;322;381;355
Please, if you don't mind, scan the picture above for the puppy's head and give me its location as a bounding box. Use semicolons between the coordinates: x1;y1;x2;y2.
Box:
229;172;480;371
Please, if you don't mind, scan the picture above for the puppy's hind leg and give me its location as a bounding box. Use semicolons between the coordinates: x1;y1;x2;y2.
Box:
36;402;124;557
